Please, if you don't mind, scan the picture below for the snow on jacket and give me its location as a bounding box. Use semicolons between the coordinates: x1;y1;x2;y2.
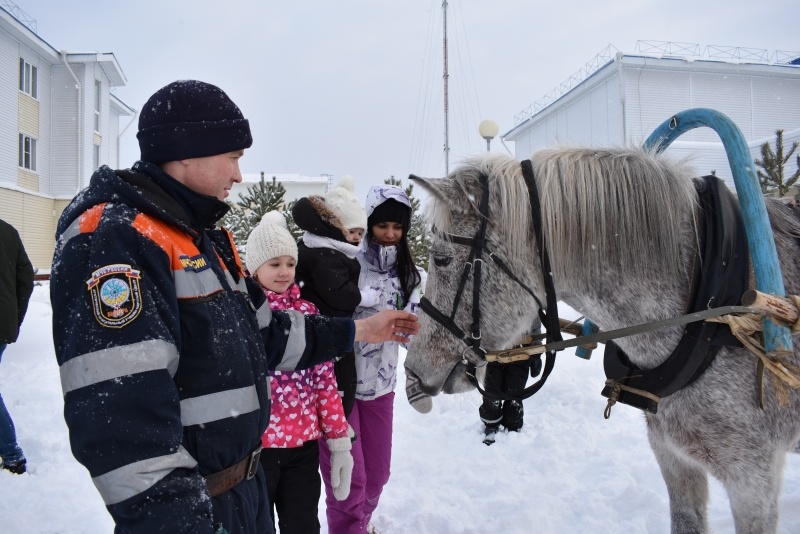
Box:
0;219;34;344
50;162;355;534
353;187;426;401
262;283;349;448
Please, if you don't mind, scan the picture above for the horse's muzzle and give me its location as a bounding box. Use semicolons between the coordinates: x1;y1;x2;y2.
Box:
441;361;476;394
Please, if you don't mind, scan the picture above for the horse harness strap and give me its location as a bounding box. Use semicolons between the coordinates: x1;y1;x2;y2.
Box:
418;160;563;402
601;175;750;415
485;318;594;363
487;305;757;358
520;159;564;349
418;177;490;360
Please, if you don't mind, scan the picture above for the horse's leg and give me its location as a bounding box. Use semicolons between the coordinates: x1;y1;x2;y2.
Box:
720;450;784;534
648;427;709;534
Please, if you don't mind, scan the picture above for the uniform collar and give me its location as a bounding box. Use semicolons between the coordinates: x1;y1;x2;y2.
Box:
132;161;229;230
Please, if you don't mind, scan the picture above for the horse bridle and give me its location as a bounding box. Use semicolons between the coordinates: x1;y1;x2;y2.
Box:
418;160;564;401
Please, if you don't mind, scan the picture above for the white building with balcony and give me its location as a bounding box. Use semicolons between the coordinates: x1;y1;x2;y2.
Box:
505;42;800;190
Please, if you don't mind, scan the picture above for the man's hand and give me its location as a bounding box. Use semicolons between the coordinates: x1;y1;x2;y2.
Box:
354;310;420;344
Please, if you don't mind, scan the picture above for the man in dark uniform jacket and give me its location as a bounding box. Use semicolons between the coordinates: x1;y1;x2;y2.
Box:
50;80;418;534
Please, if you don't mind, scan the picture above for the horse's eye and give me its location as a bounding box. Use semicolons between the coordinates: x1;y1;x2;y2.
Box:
433;256;452;267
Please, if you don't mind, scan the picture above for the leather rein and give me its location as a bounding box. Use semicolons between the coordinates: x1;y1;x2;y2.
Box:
418;160;564;401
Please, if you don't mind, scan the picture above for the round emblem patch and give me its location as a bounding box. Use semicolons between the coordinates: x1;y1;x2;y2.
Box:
100;278;130;308
86;264;143;328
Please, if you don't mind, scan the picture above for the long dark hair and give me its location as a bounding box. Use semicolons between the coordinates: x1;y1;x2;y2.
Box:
367;226;421;308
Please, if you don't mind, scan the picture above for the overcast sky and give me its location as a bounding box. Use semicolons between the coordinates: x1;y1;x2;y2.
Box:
23;0;800;198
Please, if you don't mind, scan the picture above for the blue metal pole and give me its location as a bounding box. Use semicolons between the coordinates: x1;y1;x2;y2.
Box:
643;108;791;354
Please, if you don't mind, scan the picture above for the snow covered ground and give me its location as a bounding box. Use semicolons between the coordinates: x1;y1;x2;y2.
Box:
1;284;798;533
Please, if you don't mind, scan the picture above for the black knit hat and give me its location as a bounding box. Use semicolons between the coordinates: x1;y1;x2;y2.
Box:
136;80;253;164
368;198;411;231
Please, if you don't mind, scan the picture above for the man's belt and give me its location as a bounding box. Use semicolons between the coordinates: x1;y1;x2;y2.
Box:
204;446;262;498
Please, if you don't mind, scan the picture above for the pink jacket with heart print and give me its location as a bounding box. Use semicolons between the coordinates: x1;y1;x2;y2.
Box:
261;283;349;448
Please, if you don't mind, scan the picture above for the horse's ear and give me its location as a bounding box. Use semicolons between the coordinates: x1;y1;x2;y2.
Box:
409;175;458;204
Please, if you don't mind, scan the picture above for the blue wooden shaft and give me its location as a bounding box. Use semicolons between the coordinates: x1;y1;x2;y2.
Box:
575;321;599;359
579;108;791;356
643;108;791;353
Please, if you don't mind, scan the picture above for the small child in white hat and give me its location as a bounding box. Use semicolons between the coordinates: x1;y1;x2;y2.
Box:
245;211;355;526
323;175;368;246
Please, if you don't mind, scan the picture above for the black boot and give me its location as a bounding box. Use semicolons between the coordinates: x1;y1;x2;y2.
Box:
483;424;500;445
2;457;27;475
529;355;543;377
479;399;502;426
502;400;524;432
480;399;503;445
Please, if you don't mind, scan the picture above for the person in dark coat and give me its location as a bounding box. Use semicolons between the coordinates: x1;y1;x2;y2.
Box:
479;317;542;445
292;188;365;416
49;80;418;534
0;218;34;474
292;178;370;528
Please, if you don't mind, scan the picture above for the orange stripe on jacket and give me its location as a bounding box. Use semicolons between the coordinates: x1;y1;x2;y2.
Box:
131;215;242;276
220;226;246;274
79;203;106;234
132;214;201;271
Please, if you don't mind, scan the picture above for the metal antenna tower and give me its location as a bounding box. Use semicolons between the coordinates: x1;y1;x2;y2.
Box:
442;0;449;176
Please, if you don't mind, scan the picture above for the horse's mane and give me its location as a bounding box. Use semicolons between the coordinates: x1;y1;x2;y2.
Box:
431;147;699;283
427;153;533;266
533;146;699;282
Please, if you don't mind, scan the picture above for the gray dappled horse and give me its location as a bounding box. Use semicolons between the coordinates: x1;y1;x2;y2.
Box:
406;148;800;534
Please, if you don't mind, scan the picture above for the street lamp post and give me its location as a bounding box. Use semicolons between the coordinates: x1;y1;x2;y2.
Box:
478;119;500;152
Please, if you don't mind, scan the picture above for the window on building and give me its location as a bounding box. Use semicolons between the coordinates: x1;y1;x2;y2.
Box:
94;80;101;132
93;144;100;171
18;133;37;171
18;58;38;98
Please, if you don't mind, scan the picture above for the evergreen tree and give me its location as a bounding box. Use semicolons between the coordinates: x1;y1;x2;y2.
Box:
222;174;288;255
283;199;303;242
755;129;800;198
384;175;431;269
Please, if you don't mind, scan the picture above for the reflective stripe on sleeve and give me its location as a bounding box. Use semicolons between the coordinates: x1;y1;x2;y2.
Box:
61;203;106;250
60;339;179;395
274;309;307;371
172;268;247;300
224;270;249;294
255;300;272;329
92;446;198;505
173;268;224;299
180;385;260;427
59;217;82;250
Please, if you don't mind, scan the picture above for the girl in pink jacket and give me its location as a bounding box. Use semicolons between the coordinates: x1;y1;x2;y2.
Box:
246;211;354;534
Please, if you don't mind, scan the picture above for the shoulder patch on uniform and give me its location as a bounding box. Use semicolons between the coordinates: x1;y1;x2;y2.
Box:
86;264;143;328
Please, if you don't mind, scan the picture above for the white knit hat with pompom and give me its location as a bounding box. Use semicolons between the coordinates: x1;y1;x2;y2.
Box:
324;175;368;231
245;211;298;273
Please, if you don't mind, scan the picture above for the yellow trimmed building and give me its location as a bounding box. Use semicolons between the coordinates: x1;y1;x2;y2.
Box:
0;4;134;271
